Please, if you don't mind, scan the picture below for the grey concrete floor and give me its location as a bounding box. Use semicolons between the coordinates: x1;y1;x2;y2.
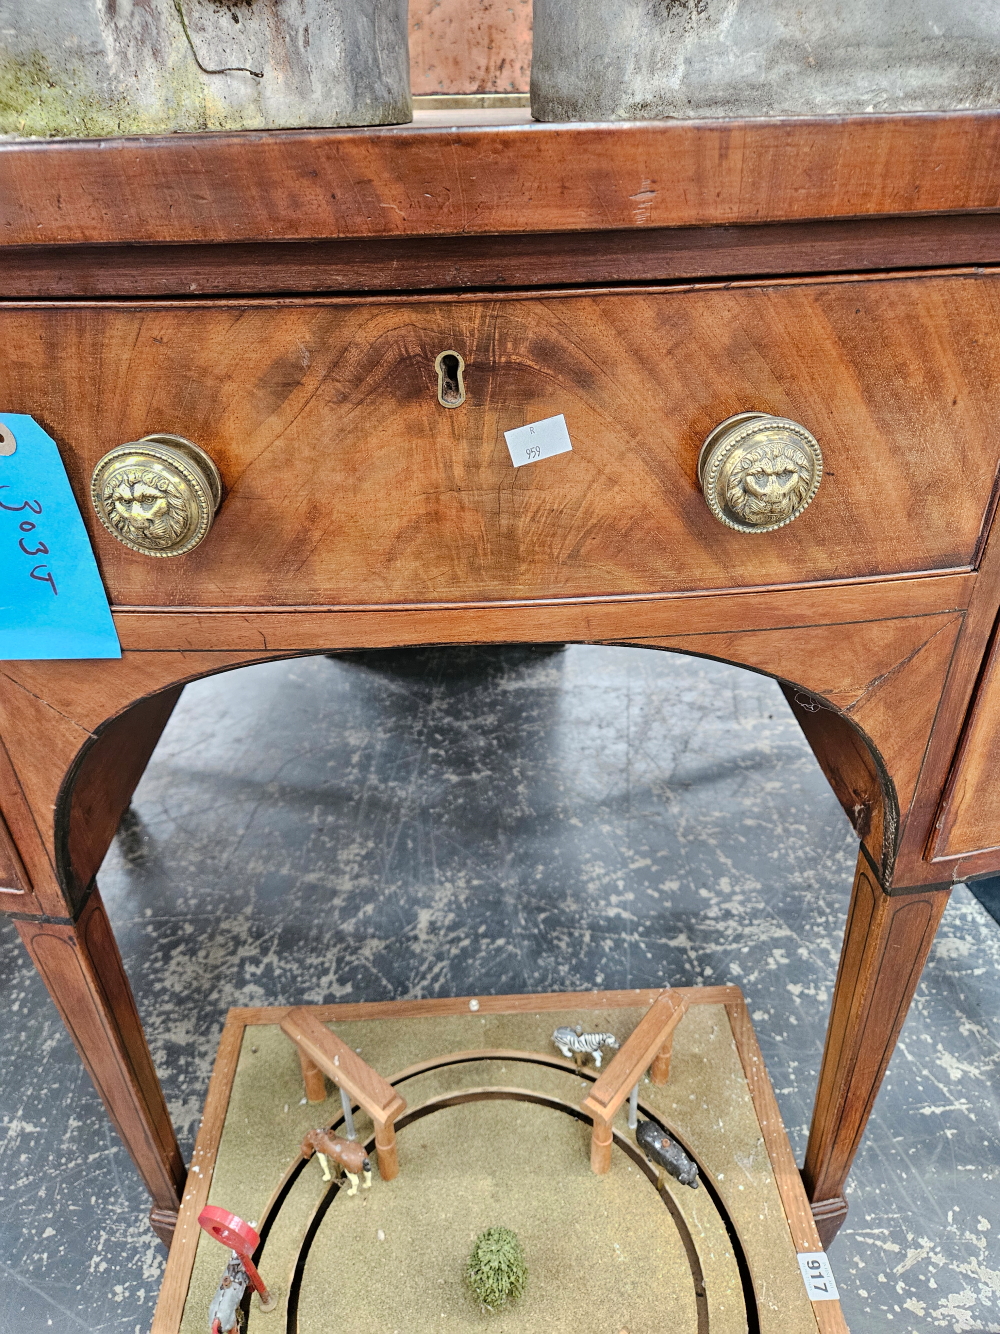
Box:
1;645;999;1333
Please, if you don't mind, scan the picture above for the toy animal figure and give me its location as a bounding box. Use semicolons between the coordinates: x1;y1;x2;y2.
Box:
636;1118;699;1189
208;1253;248;1334
552;1025;620;1069
301;1128;372;1195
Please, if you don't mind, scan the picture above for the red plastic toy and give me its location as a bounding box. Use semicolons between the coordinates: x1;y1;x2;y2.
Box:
198;1206;277;1312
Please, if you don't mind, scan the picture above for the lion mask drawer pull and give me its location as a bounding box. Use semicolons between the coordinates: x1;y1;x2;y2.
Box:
698;412;823;533
91;434;222;557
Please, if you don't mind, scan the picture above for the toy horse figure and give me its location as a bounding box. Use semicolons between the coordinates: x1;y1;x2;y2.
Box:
301;1128;373;1195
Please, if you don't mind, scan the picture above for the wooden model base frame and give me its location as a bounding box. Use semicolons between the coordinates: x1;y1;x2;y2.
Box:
152;987;848;1334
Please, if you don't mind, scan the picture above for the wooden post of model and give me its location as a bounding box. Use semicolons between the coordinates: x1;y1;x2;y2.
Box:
297;1048;328;1104
280;1007;407;1180
580;989;687;1174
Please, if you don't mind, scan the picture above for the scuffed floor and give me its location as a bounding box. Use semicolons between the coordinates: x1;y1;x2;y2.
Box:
1;645;998;1332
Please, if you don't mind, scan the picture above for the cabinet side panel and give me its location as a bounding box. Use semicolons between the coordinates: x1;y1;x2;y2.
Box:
933;618;1000;858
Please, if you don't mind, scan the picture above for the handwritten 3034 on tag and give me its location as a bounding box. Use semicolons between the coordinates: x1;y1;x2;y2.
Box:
504;414;573;467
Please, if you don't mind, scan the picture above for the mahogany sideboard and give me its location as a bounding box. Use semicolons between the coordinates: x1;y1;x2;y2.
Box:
3;107;1000;1253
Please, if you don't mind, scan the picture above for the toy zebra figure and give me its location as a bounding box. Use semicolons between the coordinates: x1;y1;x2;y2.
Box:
551;1024;620;1069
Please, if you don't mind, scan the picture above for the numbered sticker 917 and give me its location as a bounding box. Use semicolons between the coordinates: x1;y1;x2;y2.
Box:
797;1251;840;1301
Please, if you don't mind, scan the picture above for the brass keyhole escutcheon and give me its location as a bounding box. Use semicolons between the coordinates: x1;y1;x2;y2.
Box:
90;434;222;557
435;350;466;407
698;412;823;533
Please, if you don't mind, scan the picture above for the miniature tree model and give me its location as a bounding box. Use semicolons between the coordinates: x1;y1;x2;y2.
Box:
466;1227;528;1311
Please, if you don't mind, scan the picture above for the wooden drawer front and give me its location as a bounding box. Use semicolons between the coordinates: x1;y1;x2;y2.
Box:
4;274;997;607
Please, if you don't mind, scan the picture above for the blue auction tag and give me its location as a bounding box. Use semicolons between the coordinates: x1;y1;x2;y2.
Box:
0;414;121;660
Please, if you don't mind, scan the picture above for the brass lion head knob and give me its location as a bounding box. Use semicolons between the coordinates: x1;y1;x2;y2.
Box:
91;435;222;557
698;412;823;534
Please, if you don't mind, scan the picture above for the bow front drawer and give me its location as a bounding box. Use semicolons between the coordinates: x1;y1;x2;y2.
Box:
4;273;996;608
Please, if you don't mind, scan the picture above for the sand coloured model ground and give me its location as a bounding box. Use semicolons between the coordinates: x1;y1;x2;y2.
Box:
176;1003;824;1333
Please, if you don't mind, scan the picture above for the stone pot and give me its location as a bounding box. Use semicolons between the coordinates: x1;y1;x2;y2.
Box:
0;0;411;138
530;0;1000;122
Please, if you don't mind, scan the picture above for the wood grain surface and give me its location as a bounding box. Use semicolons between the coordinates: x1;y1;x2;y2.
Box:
279;1007;406;1123
803;853;951;1231
0;733;57;918
297;1046;328;1103
895;458;1000;879
932;618;1000;859
0;582;971;933
15;891;186;1221
6;214;1000;300
0;650;263;912
150;1017;246;1334
582;988;687;1119
0;807;29;896
781;684;886;879
724;999;850;1333
0;595;968;911
1;102;992;1290
61;688;183;910
636;610;965;884
814;1299;852;1333
109;571;975;650
6;273;998;610
230;985;741;1027
4;110;1000;247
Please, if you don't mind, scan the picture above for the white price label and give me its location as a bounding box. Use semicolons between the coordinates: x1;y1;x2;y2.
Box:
797;1251;840;1302
504;414;573;467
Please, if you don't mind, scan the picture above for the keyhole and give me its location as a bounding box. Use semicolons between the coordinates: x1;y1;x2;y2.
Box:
435;351;466;408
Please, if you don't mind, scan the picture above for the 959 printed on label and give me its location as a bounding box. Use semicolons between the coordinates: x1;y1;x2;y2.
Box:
504;414;573;467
